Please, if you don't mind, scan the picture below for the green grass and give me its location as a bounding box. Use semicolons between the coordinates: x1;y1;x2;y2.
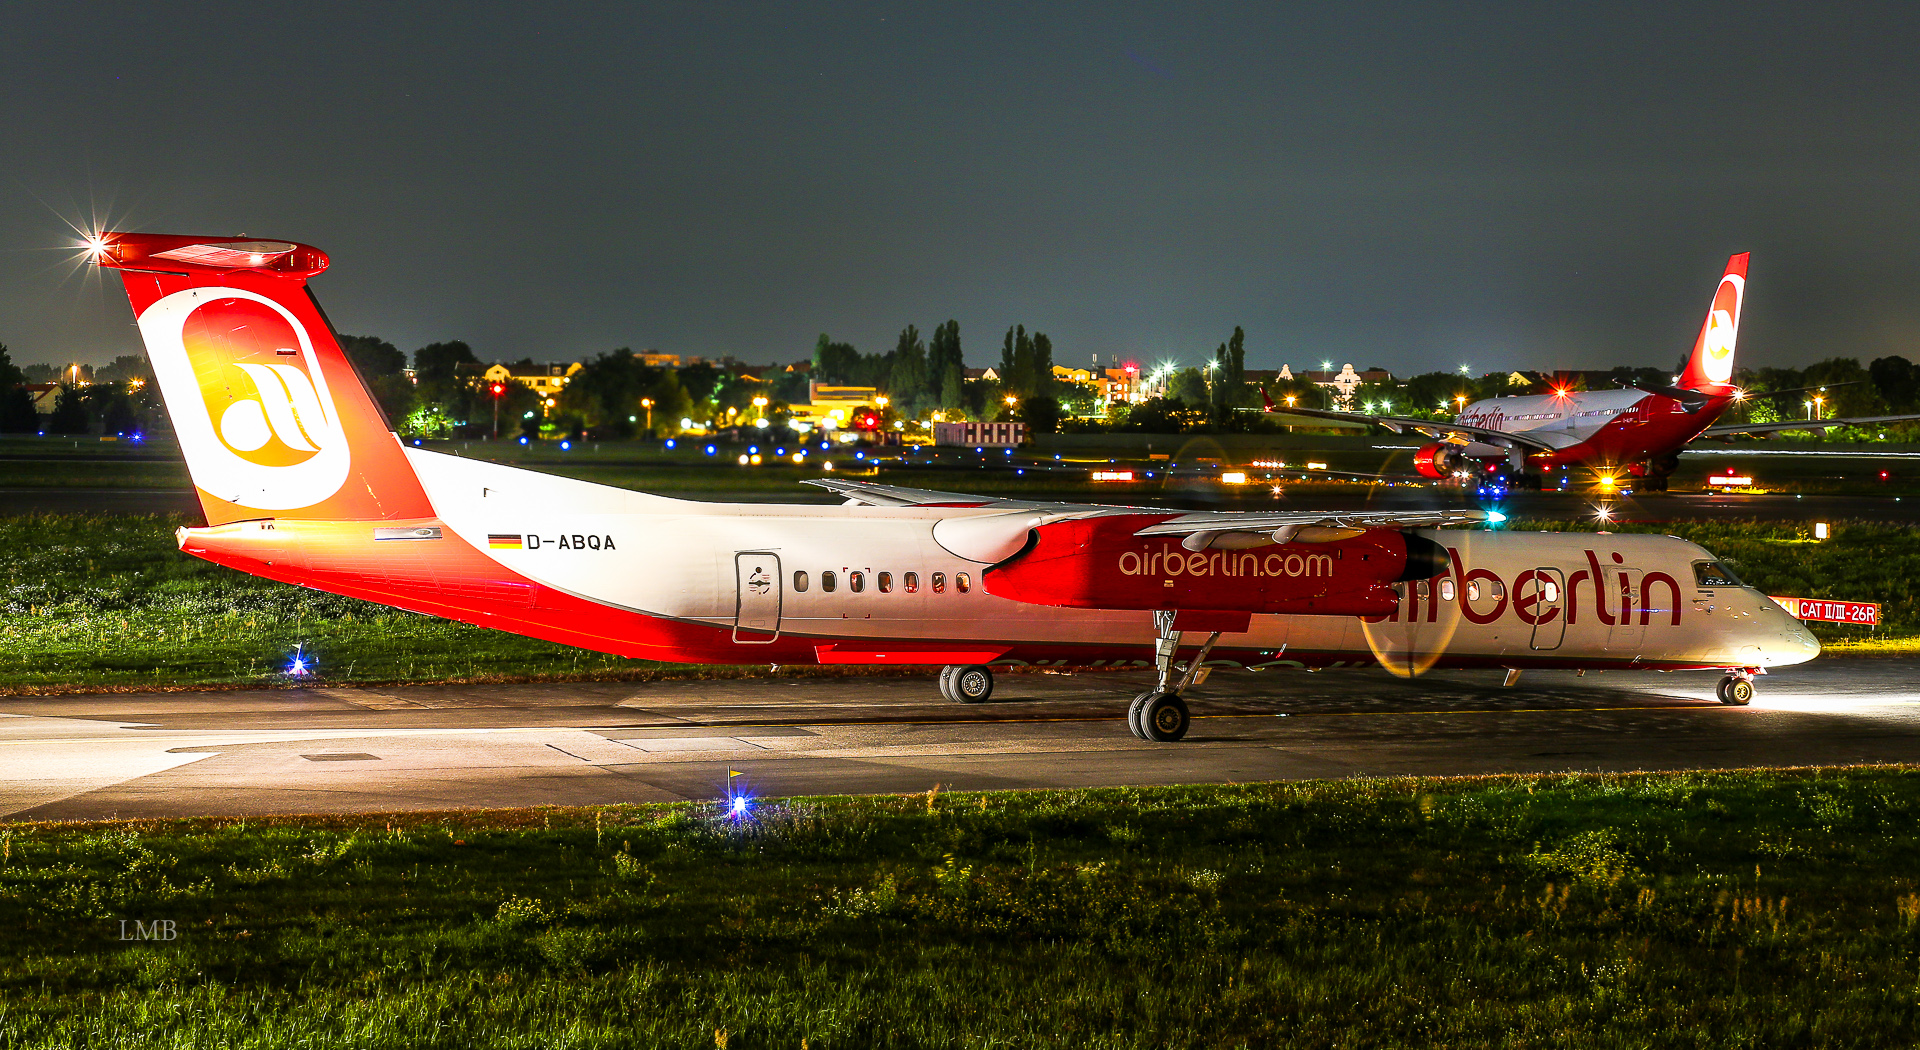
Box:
0;514;1913;692
5;769;1920;1046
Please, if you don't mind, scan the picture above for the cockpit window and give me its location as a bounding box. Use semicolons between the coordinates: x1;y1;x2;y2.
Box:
1693;561;1742;588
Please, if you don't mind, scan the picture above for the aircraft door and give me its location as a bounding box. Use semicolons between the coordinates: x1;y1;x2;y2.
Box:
733;552;781;643
1526;567;1566;650
1608;567;1643;653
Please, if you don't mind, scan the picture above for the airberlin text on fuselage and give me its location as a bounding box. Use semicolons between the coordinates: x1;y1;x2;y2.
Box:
1119;548;1333;579
523;534;617;551
1367;548;1685;628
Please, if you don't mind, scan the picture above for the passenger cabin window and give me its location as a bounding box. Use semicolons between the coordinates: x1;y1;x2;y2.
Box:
956;572;972;593
1693;561;1741;588
849;571;865;593
1438;580;1456;602
904;572;919;593
931;572;946;593
878;571;893;593
821;571;837;593
793;571;809;592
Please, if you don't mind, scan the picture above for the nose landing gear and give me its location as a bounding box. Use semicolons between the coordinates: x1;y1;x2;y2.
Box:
1126;611;1221;742
1716;669;1757;706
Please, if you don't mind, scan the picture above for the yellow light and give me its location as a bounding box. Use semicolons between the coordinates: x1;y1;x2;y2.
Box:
752;396;768;407
1814;522;1830;540
750;454;762;465
792;452;805;463
1221;471;1248;484
1005;395;1018;407
1285;396;1297;407
876;396;889;407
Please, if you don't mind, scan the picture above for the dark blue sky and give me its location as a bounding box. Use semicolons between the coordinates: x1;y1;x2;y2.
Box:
6;2;1920;376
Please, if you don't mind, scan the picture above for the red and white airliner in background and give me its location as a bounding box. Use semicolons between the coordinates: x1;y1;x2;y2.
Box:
1272;254;1920;490
88;233;1818;741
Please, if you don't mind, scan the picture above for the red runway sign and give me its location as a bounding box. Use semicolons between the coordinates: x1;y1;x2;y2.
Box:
1772;597;1881;626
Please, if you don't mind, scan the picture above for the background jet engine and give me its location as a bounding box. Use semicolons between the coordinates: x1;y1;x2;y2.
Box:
982;514;1447;617
1413;442;1467;479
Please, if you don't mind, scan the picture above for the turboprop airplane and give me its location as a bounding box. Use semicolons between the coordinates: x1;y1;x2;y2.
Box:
1270;254;1920;491
87;232;1820;742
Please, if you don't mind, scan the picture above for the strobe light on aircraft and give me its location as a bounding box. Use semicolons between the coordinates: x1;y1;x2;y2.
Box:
983;514;1450;618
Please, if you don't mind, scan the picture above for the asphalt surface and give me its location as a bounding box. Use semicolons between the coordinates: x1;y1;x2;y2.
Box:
3;659;1915;820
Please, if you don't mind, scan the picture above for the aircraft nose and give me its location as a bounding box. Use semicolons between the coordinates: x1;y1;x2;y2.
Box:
1755;603;1821;667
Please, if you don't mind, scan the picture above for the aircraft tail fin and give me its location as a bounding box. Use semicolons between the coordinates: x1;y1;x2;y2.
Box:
1677;253;1749;391
91;233;434;525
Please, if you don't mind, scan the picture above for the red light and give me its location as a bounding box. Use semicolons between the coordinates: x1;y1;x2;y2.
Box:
490;383;504;396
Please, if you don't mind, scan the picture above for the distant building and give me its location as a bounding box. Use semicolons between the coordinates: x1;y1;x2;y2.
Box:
635;351;685;368
1276;363;1393;410
962;366;1001;382
24;383;58;416
484;362;581;400
787;382;882;428
933;420;1027;448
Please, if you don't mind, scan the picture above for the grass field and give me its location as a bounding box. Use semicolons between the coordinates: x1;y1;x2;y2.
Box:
3;768;1920;1047
0;513;1910;692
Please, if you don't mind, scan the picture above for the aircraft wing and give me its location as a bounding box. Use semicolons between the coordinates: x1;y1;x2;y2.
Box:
1135;507;1493;540
801;478;1053;508
1699;413;1920;437
1276;406;1563;452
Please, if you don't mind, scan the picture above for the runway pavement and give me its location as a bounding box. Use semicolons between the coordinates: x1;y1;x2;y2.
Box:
6;483;1919;522
3;659;1916;821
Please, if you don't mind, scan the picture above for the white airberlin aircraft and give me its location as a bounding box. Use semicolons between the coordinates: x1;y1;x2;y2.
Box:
90;233;1819;741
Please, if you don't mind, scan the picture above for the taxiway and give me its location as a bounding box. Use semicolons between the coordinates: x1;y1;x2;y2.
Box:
2;659;1915;820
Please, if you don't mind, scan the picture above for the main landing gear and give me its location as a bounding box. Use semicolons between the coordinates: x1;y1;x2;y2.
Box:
939;664;994;704
1716;669;1758;706
1126;610;1223;743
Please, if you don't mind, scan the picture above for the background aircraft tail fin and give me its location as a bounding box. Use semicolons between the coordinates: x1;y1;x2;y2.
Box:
1677;253;1749;391
92;233;435;525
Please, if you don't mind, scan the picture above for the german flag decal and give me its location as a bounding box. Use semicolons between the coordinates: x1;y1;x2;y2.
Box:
488;534;524;550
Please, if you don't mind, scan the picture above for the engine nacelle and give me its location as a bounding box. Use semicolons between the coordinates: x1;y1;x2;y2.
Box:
1413;442;1466;479
983;514;1448;617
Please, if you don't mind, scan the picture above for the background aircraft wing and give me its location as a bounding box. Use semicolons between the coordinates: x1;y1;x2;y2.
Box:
1277;406;1562;452
1699;413;1920;437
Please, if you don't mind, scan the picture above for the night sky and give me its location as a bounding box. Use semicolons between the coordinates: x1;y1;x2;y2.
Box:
6;2;1920;376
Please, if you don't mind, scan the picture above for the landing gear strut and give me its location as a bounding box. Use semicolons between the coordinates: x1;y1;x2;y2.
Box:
939;664;994;704
1126;611;1221;742
1716;670;1756;706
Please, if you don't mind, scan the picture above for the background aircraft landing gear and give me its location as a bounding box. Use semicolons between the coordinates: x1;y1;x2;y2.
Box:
940;664;994;704
1127;612;1220;742
1716;672;1755;706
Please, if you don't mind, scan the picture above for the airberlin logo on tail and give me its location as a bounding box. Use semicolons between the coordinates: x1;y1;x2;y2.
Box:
137;289;352;509
1699;274;1744;385
217;362;329;464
